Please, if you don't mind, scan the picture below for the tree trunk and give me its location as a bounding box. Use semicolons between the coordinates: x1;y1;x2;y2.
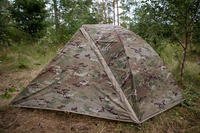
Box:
116;0;119;25
96;2;100;23
180;47;187;81
52;0;59;31
113;0;115;25
102;0;107;23
180;32;189;82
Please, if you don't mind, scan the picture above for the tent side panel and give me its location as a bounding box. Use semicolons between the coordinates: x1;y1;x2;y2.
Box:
118;27;183;121
11;30;133;122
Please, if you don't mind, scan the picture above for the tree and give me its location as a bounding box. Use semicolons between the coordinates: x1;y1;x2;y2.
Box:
92;0;113;24
11;0;47;38
112;0;120;25
0;0;10;45
52;0;59;32
116;0;119;25
107;1;113;23
132;1;170;48
102;0;107;23
120;0;137;28
133;0;200;81
60;0;97;37
113;0;116;25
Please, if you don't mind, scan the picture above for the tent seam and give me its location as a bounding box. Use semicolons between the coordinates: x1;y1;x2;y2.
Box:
113;27;141;120
80;26;140;123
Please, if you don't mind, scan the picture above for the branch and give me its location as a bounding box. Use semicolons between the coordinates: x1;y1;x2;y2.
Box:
172;32;185;49
165;23;185;49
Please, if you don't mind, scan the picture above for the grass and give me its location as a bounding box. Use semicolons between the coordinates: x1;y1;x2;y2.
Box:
0;87;16;99
160;43;200;109
0;41;62;72
0;41;199;132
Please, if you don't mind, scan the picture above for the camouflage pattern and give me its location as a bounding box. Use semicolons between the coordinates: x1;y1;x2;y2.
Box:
11;24;183;123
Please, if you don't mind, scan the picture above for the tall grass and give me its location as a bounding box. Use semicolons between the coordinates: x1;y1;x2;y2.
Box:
159;43;200;112
0;41;62;72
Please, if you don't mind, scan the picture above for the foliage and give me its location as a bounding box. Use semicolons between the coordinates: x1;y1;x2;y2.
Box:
160;43;200;114
60;0;98;36
132;0;198;44
0;40;61;72
11;0;47;38
131;0;200;81
92;0;114;24
0;0;11;45
0;87;16;99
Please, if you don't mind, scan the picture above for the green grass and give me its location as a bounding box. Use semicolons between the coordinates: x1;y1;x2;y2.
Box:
160;43;200;116
0;87;17;99
0;41;62;72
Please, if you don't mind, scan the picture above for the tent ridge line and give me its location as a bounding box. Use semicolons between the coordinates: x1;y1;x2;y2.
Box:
80;26;140;123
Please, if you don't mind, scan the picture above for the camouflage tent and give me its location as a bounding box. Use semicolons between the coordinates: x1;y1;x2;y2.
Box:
11;24;183;123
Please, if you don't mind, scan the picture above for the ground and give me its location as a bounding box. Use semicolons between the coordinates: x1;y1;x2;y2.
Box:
0;44;199;133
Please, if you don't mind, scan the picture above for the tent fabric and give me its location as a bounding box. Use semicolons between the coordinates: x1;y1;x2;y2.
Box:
11;24;183;123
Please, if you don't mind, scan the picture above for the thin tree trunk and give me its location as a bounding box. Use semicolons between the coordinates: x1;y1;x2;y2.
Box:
180;7;190;83
52;0;59;31
189;26;193;52
102;0;107;23
116;0;119;25
113;0;115;25
180;32;189;82
180;47;187;81
97;2;100;23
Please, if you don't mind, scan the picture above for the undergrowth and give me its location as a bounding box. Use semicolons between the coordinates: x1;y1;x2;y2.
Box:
0;41;62;72
0;87;16;99
160;43;200;105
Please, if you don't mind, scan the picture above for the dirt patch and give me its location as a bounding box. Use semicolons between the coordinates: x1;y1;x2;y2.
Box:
0;107;118;133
